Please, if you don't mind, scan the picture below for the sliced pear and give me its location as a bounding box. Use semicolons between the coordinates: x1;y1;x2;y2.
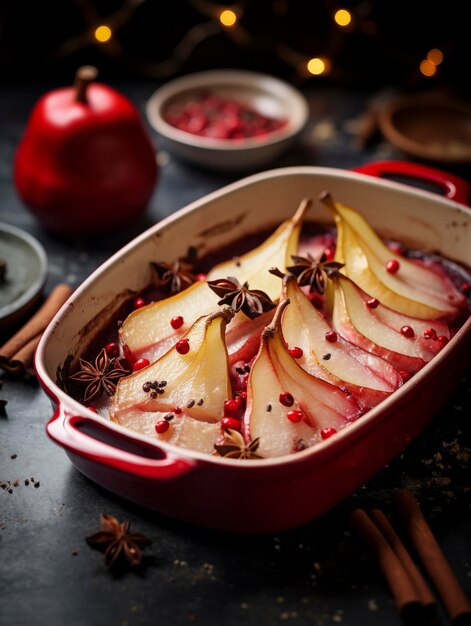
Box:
120;281;220;359
320;192;464;319
245;300;360;458
207;197;311;301
111;408;221;455
329;274;449;373
282;276;401;408
111;307;234;425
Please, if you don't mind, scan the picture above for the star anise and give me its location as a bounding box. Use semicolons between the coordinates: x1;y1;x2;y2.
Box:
70;348;126;403
151;259;196;295
86;513;151;570
207;277;276;320
215;428;262;460
287;253;344;294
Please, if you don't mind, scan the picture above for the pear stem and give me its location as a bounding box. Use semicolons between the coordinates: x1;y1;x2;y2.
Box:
293;197;312;223
318;190;337;213
263;298;290;339
75;65;98;104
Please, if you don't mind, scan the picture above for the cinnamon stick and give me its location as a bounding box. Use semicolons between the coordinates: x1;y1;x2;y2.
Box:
393;489;471;625
0;283;72;373
351;509;425;624
369;509;436;612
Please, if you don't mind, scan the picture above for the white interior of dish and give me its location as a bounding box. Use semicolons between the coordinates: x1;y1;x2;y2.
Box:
36;166;471;465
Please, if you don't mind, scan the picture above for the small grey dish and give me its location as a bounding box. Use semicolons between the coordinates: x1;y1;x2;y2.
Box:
0;222;48;331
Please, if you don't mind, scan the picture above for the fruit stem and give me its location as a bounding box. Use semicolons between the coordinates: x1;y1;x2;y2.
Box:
75;65;98;104
319;190;336;214
293;197;312;223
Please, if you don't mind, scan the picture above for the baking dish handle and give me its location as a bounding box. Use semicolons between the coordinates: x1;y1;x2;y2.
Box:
355;160;470;206
47;408;196;480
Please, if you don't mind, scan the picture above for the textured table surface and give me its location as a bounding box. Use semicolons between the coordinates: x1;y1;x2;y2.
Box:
1;82;470;626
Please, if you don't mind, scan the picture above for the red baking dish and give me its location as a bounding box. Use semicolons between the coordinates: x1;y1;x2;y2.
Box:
36;161;471;534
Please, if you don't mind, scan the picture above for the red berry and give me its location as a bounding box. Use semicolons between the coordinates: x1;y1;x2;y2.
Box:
287;410;304;423
279;392;294;407
324;247;335;260
366;298;379;309
400;325;415;338
155;421;169;434
437;335;449;349
173;407;182;415
224;398;241;413
325;330;338;343
171;315;184;329
289;346;303;359
133;358;150;371
221;417;241;431
386;259;400;273
460;282;470;296
196;273;207;282
176;338;190;354
105;342;120;359
423;328;437;340
133;296;146;309
321;427;337;440
399;370;412;382
87;406;98;413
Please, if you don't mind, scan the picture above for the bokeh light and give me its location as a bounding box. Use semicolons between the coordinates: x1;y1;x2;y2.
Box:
219;9;237;28
94;25;112;43
334;9;352;27
427;48;443;65
419;59;437;77
307;57;330;75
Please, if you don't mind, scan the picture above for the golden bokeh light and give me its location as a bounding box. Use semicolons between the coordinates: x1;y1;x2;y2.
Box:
427;48;443;65
94;25;112;43
419;59;437;77
334;9;352;27
307;57;330;75
219;9;237;28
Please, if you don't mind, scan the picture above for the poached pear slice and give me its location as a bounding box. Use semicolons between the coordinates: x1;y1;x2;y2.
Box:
111;306;234;424
329;274;449;373
320;192;464;319
120;281;219;359
207;197;311;301
245;299;360;458
109;408;221;455
282;276;401;408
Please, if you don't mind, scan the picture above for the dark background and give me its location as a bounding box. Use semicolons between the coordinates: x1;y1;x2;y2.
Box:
1;0;469;96
1;3;471;626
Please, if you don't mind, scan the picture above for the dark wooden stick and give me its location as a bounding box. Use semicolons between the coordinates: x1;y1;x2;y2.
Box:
393;489;471;625
369;509;436;609
351;508;423;622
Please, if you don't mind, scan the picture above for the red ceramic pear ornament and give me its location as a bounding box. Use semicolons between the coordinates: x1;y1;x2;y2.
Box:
14;66;158;235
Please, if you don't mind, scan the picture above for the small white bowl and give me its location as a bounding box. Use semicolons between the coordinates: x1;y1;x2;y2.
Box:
146;70;309;171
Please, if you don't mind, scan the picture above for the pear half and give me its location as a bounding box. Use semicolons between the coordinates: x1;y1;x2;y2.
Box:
321;192;465;319
120;197;310;359
245;299;360;458
329;274;449;373
110;307;234;456
281;275;402;409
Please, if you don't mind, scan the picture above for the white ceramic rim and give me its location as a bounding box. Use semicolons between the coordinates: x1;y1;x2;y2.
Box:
36;166;471;470
146;69;309;151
